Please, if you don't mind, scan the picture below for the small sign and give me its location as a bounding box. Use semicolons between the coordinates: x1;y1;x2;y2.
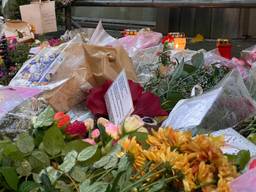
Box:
104;70;134;125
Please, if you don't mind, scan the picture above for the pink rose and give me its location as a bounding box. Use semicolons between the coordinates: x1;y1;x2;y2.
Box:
91;129;100;139
105;123;120;140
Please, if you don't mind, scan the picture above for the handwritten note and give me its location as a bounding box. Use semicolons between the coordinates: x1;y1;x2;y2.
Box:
20;1;57;34
104;70;134;125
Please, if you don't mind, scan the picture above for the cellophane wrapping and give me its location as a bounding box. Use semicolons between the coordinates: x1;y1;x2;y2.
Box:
0;87;46;138
162;70;256;134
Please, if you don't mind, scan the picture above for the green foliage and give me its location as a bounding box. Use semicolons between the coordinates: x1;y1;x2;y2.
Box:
0;166;19;191
33;106;55;129
18;181;39;192
16;133;35;154
62;140;90;155
226;150;250;171
145;52;229;111
43;126;64;156
77;145;98;162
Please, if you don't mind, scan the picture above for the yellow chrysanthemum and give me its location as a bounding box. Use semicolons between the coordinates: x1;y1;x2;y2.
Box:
120;127;238;192
121;137;146;170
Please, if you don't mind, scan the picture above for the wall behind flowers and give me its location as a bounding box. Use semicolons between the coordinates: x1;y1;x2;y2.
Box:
72;6;256;39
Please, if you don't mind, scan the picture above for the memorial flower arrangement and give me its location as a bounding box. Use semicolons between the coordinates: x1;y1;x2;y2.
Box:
145;52;229;110
0;105;249;191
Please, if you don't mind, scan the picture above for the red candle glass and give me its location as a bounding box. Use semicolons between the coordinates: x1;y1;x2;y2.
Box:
217;39;232;59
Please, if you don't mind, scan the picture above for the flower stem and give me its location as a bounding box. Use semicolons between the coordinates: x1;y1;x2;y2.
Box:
140;175;180;191
194;180;216;190
121;168;166;192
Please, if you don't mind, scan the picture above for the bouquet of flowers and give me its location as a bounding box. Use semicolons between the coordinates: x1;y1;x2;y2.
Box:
0;106;246;192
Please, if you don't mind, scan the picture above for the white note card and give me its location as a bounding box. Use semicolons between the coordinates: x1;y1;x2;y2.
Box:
104;70;134;125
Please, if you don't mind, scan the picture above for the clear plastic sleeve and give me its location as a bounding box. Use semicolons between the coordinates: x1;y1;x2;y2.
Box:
162;70;256;134
110;30;162;57
88;20;116;46
0;87;46;138
204;49;249;78
131;44;162;84
211;128;256;156
241;44;256;67
0;87;42;119
9;34;85;90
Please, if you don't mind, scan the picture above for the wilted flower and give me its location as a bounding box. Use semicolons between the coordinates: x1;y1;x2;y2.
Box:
65;120;87;137
84;118;94;130
83;138;96;145
123;115;144;133
137;127;148;133
91;129;100;139
97;117;110;127
105;122;120;140
54;112;70;128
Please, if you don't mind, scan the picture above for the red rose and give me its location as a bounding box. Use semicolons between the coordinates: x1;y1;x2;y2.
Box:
162;34;174;44
54;112;70;128
86;80;168;118
65;120;87;137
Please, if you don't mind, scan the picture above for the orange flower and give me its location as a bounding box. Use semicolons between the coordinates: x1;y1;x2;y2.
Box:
54;112;70;128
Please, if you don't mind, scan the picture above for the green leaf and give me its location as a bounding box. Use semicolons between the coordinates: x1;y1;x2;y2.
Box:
34;106;55;129
70;166;87;182
62;140;90;155
31;150;50;170
191;52;204;69
129;132;149;149
18;181;39;192
248;133;256;144
111;170;126;192
94;145;120;169
59;150;78;173
183;64;197;74
40;167;62;185
79;181;108;192
3;143;18;156
16;160;32;177
117;166;133;190
43;126;64;156
0;167;18;191
77;145;98;162
171;58;185;80
40;173;57;192
148;178;165;192
94;156;111;169
98;125;111;146
236;150;250;171
55;181;73;192
16;132;35;154
118;156;129;172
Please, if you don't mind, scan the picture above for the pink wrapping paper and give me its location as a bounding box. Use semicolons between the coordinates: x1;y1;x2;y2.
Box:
230;168;256;192
110;31;162;57
0;87;41;118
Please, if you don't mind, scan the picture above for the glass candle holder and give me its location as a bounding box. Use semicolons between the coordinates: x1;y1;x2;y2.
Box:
217;39;232;59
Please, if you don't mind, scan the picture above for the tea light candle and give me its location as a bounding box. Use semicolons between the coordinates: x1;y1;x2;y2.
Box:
169;32;186;50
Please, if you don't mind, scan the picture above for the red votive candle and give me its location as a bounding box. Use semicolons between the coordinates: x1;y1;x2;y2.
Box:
217;39;232;59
